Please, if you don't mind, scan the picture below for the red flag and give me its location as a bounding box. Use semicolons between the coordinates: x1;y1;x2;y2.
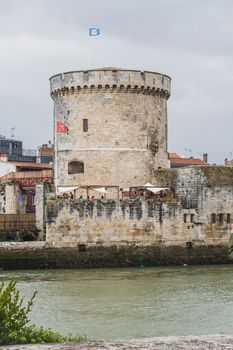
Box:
56;121;69;134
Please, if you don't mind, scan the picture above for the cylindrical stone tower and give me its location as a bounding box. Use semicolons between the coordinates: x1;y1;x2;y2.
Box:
50;68;171;188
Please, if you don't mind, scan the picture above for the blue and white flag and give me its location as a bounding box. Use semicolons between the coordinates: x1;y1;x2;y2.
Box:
89;27;100;36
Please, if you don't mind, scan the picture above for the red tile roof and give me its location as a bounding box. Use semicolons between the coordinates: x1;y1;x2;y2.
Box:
170;158;206;165
168;153;207;166
10;161;52;170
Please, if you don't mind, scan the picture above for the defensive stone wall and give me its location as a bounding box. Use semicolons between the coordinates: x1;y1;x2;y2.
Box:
0;241;230;269
46;196;231;249
5;166;227;268
45;166;233;250
153;166;233;213
50;68;171;188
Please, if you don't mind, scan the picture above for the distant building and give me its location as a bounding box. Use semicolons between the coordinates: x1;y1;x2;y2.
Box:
0;136;36;163
0;160;53;214
224;158;233;167
169;152;207;168
0;160;16;177
0;136;54;214
38;142;53;164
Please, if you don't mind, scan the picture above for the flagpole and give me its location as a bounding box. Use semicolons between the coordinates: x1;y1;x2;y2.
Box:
88;27;100;70
55;126;58;196
54;112;58;196
88;33;91;70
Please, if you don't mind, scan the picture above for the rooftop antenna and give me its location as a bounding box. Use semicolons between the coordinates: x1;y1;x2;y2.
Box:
184;148;192;157
10;127;15;138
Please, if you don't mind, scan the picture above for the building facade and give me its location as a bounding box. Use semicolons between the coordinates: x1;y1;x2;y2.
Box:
38;142;53;164
0;136;36;163
50;68;171;188
169;152;207;168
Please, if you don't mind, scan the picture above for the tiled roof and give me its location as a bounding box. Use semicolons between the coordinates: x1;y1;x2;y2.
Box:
170;158;206;165
9;161;52;170
169;152;206;165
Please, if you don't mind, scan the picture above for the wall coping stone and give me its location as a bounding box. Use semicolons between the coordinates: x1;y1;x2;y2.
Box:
2;334;233;349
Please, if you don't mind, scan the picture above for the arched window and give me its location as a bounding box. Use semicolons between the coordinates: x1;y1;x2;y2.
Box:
68;161;84;174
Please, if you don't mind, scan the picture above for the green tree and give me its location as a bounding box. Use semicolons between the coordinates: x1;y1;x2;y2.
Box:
0;280;84;345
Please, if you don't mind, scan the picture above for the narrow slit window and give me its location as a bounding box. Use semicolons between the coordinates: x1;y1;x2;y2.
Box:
211;213;216;224
184;214;187;223
227;213;231;224
218;213;224;225
190;214;194;223
83;119;88;132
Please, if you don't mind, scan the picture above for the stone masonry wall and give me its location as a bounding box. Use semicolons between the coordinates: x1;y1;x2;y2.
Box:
0;185;6;213
46;196;230;248
50;68;171;188
5;184;26;214
35;183;45;232
46;167;233;249
153;166;233;243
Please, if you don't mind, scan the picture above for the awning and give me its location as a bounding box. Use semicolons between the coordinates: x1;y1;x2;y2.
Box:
143;183;169;194
146;187;169;194
57;186;79;193
93;187;109;194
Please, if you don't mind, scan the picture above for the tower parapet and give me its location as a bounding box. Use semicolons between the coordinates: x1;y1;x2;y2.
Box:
50;68;171;99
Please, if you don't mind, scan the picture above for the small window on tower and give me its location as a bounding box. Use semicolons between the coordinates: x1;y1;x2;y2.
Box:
68;161;84;174
83;119;88;132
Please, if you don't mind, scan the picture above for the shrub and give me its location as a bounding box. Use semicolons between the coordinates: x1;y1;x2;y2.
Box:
0;280;85;345
0;231;7;241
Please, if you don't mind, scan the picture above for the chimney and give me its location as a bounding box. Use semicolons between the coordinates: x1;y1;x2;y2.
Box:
203;153;208;163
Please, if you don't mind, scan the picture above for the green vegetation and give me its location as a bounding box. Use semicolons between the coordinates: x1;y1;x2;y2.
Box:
0;280;85;345
0;231;7;241
0;228;41;242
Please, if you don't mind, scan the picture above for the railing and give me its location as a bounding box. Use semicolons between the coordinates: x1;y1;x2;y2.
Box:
8;155;37;163
0;214;36;231
0;147;36;156
22;149;37;156
15;176;53;187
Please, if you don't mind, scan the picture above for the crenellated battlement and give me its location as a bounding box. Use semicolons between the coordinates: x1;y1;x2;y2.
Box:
50;68;171;99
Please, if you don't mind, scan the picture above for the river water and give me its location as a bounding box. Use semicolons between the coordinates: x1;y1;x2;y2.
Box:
1;265;233;340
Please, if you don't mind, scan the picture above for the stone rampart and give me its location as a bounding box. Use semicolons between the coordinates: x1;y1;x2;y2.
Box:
45;166;233;252
0;166;228;269
0;242;230;270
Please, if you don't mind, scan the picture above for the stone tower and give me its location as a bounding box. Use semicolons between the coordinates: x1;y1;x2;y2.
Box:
50;68;171;188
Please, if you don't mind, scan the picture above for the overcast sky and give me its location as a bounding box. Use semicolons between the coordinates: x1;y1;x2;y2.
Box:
0;0;233;163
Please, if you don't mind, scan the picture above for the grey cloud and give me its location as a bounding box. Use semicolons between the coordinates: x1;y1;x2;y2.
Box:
0;0;233;163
